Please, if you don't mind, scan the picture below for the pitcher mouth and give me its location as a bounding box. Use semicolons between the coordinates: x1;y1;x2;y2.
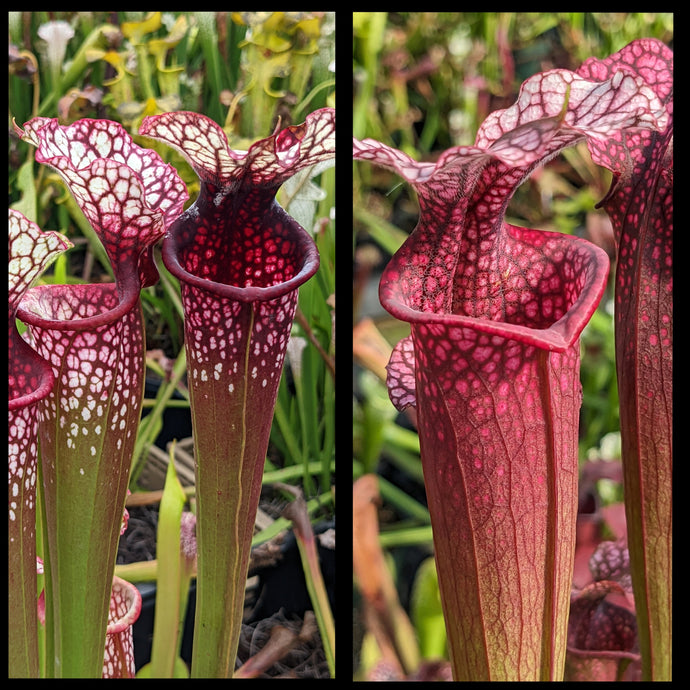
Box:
379;228;609;353
16;282;141;334
379;284;604;353
379;295;575;352
162;208;319;304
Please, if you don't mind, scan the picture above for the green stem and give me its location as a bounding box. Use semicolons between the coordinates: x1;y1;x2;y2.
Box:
273;397;305;467
282;491;335;677
353;12;388;139
146;453;186;678
193;12;225;125
320;364;335;491
292;78;336;122
134;43;156;101
293;523;336;677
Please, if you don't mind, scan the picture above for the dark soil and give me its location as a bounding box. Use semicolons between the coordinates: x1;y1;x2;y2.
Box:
117;501;333;678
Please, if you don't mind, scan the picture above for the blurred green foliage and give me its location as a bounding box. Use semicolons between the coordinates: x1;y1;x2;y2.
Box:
354;12;672;151
9;11;334;134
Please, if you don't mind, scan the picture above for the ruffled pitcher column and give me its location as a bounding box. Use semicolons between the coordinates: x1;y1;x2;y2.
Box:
139;107;335;677
355;53;667;680
576;40;673;680
14;117;188;677
9;210;71;678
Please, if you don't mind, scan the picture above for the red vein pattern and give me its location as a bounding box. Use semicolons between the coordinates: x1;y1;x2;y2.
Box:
354;40;668;681
14;117;188;677
9;210;71;679
577;38;673;681
16;117;187;289
138;108;334;677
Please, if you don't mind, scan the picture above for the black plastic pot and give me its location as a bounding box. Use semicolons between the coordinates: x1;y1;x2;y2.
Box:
131;519;335;672
248;519;336;623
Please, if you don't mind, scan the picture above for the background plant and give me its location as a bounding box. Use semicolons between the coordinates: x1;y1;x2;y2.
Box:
9;11;335;678
353;12;672;679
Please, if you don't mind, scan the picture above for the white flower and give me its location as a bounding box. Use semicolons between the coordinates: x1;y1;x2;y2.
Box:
37;20;75;77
